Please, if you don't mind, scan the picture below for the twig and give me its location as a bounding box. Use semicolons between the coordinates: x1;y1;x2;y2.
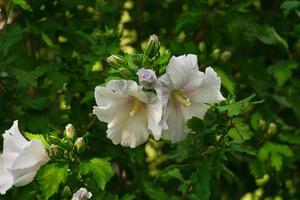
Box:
80;116;97;134
181;181;192;200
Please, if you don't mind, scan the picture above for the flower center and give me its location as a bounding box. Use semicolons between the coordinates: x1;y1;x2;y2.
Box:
129;98;143;117
172;90;191;107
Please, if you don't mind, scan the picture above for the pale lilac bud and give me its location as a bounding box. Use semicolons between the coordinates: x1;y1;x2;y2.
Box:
137;68;157;89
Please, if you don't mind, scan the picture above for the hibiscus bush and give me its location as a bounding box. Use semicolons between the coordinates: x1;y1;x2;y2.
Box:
1;0;300;200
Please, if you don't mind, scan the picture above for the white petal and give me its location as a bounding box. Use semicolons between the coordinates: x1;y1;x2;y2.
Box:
0;153;18;168
11;140;49;170
94;80;146;123
146;93;162;140
0;167;13;195
166;54;201;89
107;106;150;148
161;103;188;143
2;120;29;154
11;166;38;187
180;103;209;121
188;67;225;104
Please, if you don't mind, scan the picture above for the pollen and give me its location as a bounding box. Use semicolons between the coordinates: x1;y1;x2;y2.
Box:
129;98;143;117
172;90;191;107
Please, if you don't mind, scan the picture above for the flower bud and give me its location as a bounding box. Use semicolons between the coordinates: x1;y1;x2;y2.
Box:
267;122;277;136
220;51;232;62
144;34;160;58
137;68;157;89
106;55;127;69
62;186;72;197
211;48;221;60
65;124;76;139
75;137;85;153
198;41;206;53
118;67;132;78
207;145;217;154
49;144;60;157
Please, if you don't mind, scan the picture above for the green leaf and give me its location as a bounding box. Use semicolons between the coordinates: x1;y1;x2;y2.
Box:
143;182;170;200
154;50;172;65
37;163;69;200
10;68;37;87
227;144;256;155
24;132;50;148
161;168;184;182
41;33;55;48
267;60;298;87
80;158;114;190
175;10;202;32
227;123;253;144
281;1;300;17
217;94;261;117
279;133;300;145
214;68;235;94
258;142;293;171
190;162;212;200
12;0;32;11
246;24;289;53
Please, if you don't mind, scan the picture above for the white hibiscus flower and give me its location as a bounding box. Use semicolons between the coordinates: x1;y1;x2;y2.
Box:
156;54;225;143
93;80;162;148
0;121;50;195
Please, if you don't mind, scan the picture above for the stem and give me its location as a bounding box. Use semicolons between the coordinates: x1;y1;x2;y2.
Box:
2;1;13;32
80;116;97;134
181;181;192;200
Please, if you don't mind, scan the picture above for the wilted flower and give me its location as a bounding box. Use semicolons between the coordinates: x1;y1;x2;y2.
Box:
93;80;162;148
71;187;92;200
156;54;225;142
137;68;157;89
0;121;50;195
65;123;75;139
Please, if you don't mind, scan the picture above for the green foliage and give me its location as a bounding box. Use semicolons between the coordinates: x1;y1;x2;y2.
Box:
258;142;293;171
80;158;114;190
24;132;50;148
37;163;69;200
1;0;300;199
267;60;298;87
11;0;32;11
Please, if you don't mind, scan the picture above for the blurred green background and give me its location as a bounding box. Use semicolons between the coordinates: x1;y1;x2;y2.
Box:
1;0;300;199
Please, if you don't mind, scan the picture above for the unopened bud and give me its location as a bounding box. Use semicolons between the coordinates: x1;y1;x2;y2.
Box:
267;122;277;136
137;68;157;89
207;146;217;154
259;119;266;130
198;41;206;53
106;55;127;69
118;67;132;78
49;144;60;157
220;51;232;62
144;34;160;58
65;124;76;139
62;186;72;197
75;137;85;153
211;48;221;60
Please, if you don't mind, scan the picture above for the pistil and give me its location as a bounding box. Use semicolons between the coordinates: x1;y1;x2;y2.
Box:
172;90;191;107
129;98;143;117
